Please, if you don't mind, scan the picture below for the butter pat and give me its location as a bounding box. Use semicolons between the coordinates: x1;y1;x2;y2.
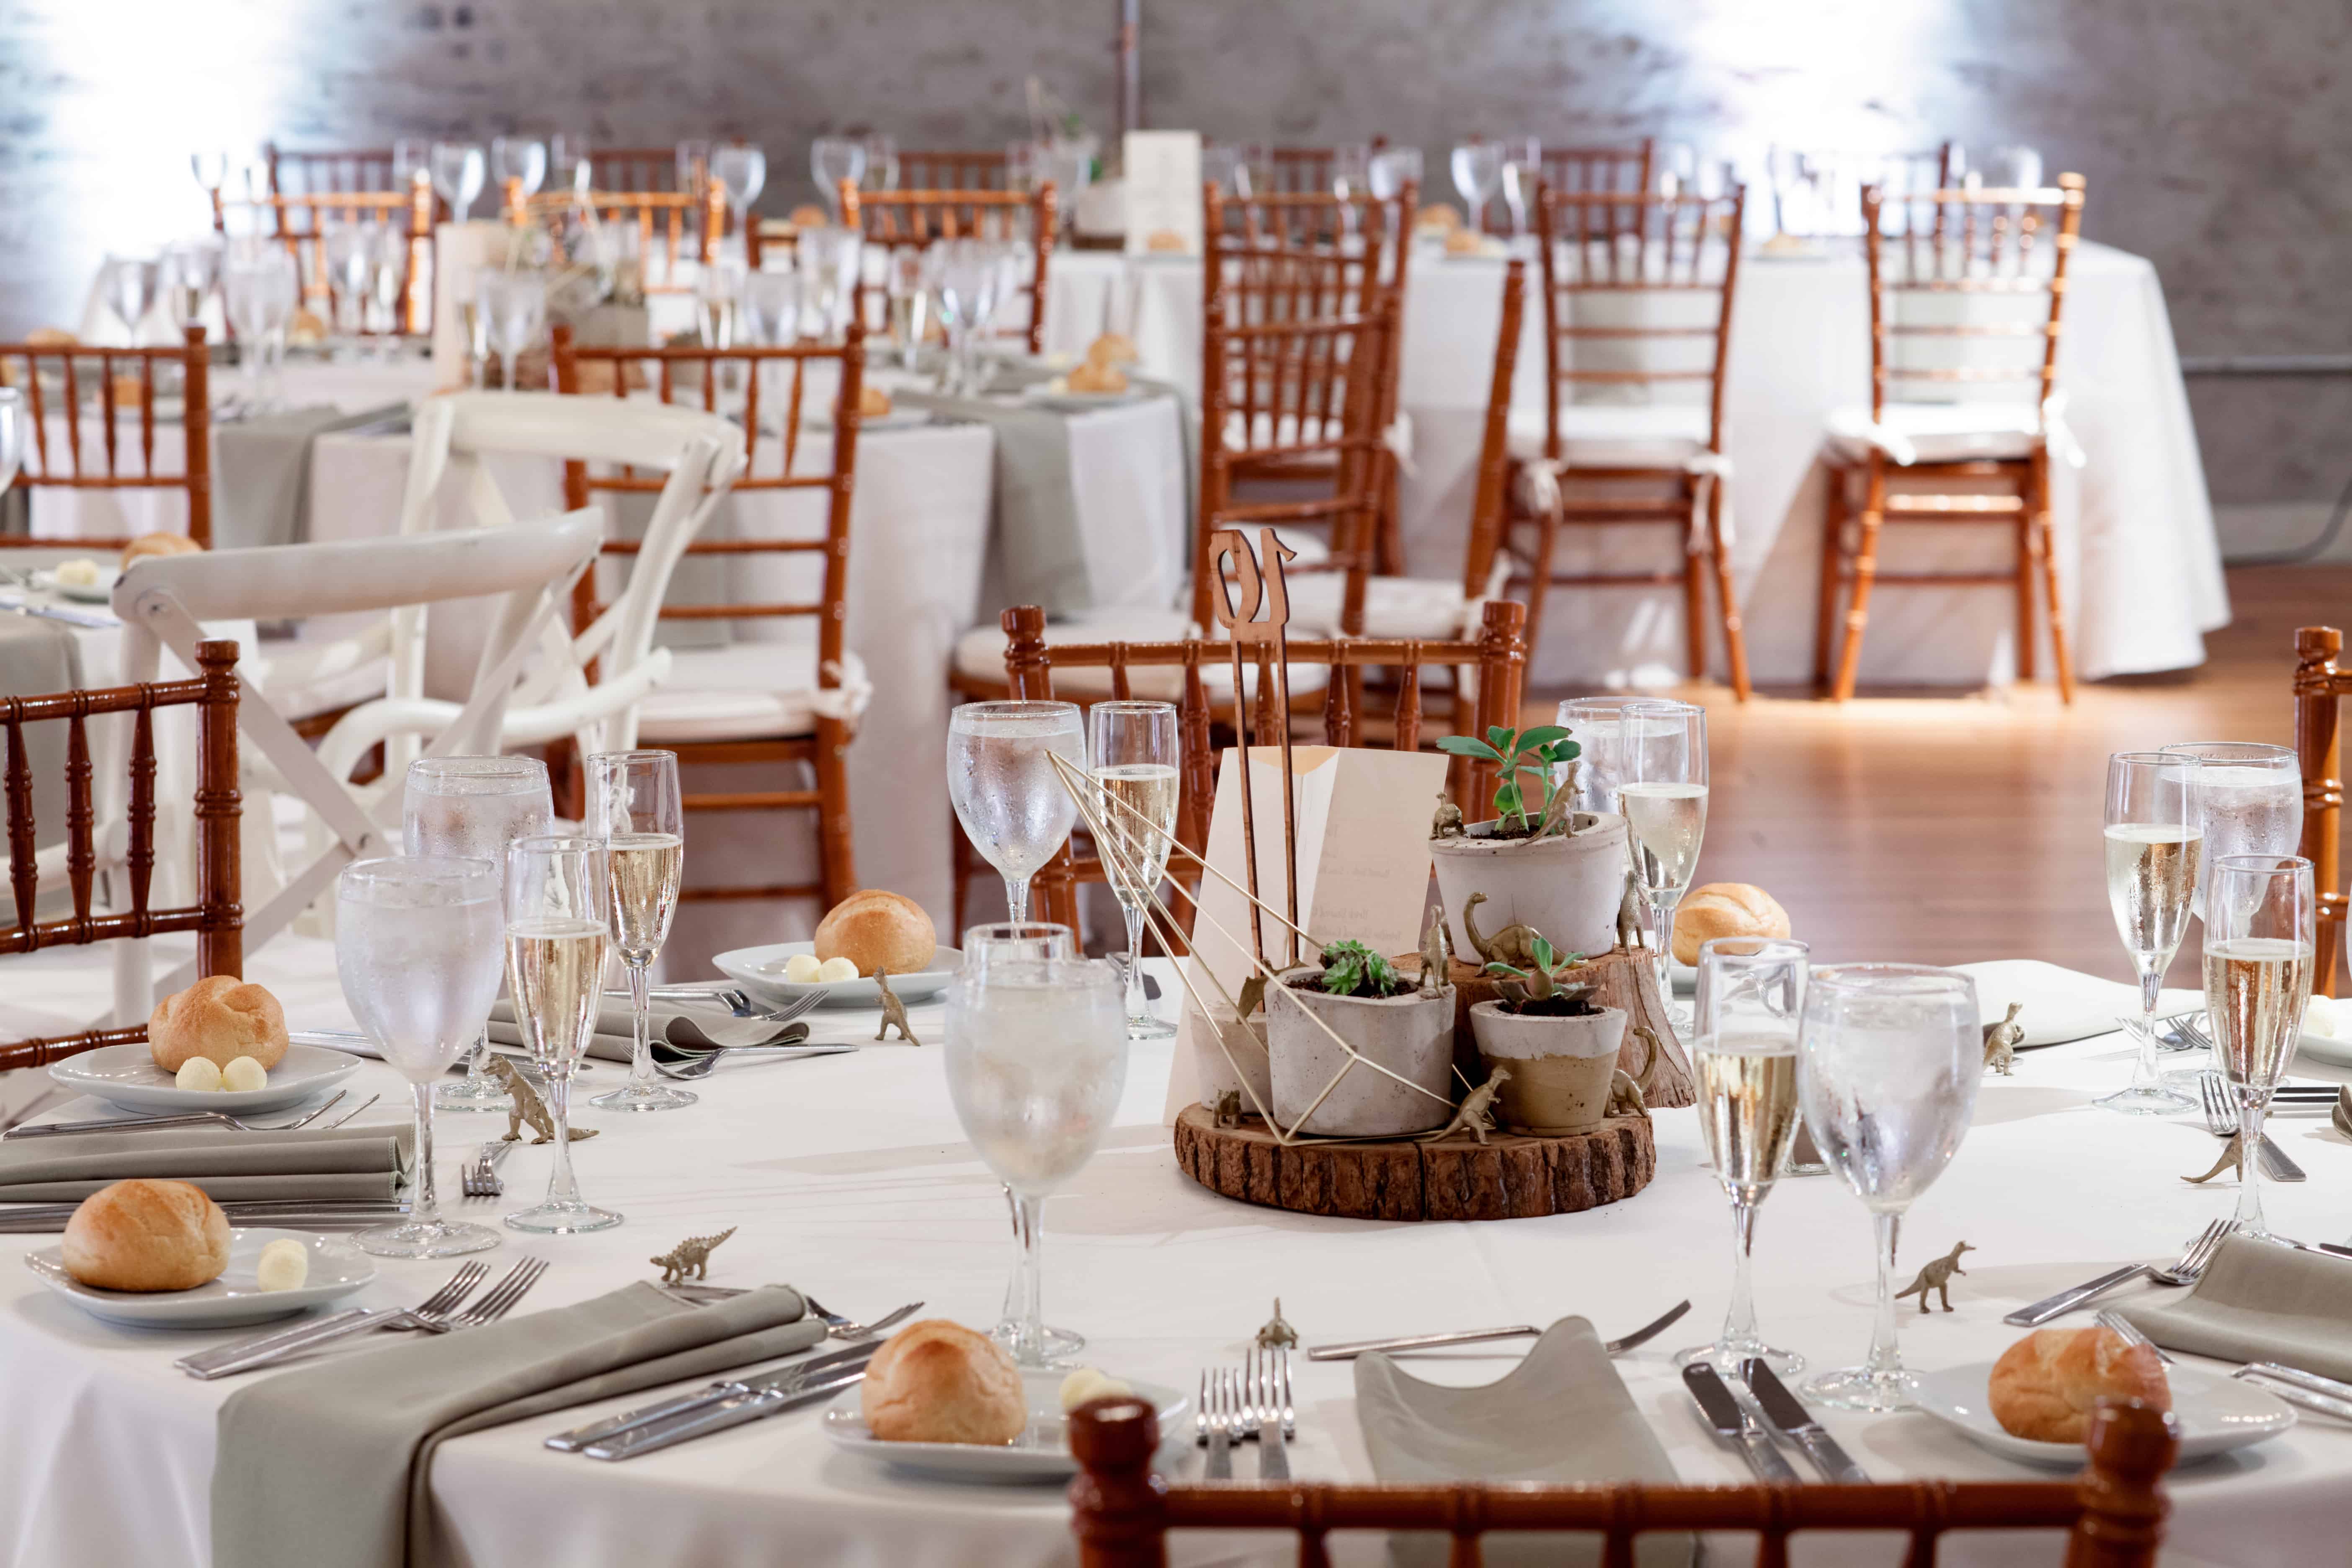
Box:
817;956;859;983
174;1057;222;1093
783;953;825;984
221;1056;268;1093
2305;995;2338;1039
255;1238;309;1292
1057;1367;1132;1413
52;558;104;588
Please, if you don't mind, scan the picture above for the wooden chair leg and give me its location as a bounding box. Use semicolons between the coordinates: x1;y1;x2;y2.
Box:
1705;479;1750;701
812;717;856;908
1521;503;1563;674
1815;463;1846;692
1681;482;1707;686
1831;454;1887;702
2032;447;2076;704
2014;505;2038;682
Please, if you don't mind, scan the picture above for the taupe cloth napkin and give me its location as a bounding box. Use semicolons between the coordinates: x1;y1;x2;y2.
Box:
485;997;811;1063
213;1282;823;1568
1356;1318;1692;1568
2119;1233;2352;1380
211;402;407;548
0;1122;410;1204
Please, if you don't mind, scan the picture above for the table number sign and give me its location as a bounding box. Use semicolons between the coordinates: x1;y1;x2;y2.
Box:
1122;132;1204;257
430;222;505;389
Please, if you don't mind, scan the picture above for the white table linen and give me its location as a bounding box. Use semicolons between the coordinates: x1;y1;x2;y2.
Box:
0;951;2344;1567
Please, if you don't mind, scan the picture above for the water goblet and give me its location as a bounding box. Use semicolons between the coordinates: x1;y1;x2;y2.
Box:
431;142;487;222
2097;751;2202;1114
223;249;297;410
861;133;900;193
810;137;867;222
585;750;692;1113
393;139;430;194
947;700;1086;923
1368;147;1423;203
1200;146;1248;201
548;131;591;196
502;835;622;1233
161;239;222;333
102;254;161;343
2158;742;2300;926
335;856;508;1258
1450;142;1504;230
1676;936;1808;1375
1555;695;1678;817
1497;137;1542;238
1620;700;1708;1021
712;143;767;227
1088;701;1180;1039
1800;964;1982;1411
190;150;229;198
2205;854;2315;1239
475;268;546;392
491;136;547;203
1040;137;1097;244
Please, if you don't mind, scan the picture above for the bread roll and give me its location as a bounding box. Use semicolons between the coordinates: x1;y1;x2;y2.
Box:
788;204;831;229
149;975;289;1073
1145;228;1187;253
1065;359;1129;394
121;531;203;570
1415;203;1463;233
1671;882;1792;966
858;384;893;418
62;1179;231;1292
1988;1327;2170;1444
860;1318;1026;1444
1085;332;1138;369
813;890;936;979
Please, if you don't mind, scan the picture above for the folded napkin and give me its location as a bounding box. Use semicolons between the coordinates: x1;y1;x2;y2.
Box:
2119;1234;2352;1381
0;1123;410;1204
485;996;810;1063
1951;959;2202;1048
214;1282;823;1568
212;402;409;549
1356;1318;1691;1568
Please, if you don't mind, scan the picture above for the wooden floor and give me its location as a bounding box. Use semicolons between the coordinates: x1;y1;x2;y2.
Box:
1524;565;2349;983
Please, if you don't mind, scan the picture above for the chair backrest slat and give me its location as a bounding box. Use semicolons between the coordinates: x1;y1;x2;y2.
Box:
2295;626;2352;994
897;150;1013;193
127;705;156;922
5;718;33;937
65;712;93;928
0;327;215;548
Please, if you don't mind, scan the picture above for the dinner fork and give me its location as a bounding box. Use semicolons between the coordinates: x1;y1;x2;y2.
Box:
461;1140;514;1199
5;1089;352;1141
1308;1298;1692;1362
2094;1309;2174;1364
2198;1072;2305;1182
176;1260;492;1378
1246;1345;1291;1480
1195;1367;1240;1480
2006;1218;2235;1325
652;1043;855;1081
798;1296;924;1341
399;1256;548;1333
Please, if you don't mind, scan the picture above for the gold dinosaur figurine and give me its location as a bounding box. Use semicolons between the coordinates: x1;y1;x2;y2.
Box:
2185;1134;2244;1184
1256;1298;1299;1350
650;1226;736;1284
1213;1089;1244;1128
1606;1068;1648;1119
1430;791;1465;839
1893;1240;1975;1313
1418;904;1452;997
1982;1003;2024;1075
1460;892;1545;970
486;1054;598;1145
874;968;920;1044
1418;1068;1509;1145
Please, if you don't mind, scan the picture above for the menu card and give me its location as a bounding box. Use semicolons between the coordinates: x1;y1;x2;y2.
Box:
429;221;510;389
1121;131;1204;257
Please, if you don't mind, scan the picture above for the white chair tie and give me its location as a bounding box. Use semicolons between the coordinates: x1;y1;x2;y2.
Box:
806;659;875;723
1513;450;1737;556
1380;413;1417;478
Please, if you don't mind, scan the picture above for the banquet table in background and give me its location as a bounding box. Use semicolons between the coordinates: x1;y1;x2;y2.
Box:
0;954;2343;1567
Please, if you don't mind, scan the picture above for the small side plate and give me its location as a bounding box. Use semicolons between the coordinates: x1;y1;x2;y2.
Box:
821;1370;1186;1482
49;1042;363;1116
25;1228;376;1328
29;566;120;603
714;941;959;1010
2294;1030;2352;1070
1912;1362;2294;1467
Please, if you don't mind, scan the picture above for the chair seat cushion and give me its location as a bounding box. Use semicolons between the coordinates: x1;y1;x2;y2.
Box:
953;608;1333;702
1506;405;1712;469
1825;402;2045;464
1282;573;1478;640
635;646;870;744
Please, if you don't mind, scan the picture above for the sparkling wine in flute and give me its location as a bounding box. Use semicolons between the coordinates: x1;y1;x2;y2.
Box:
1620;781;1709;896
505;918;611;1069
2103;824;2201;960
1696;1037;1801;1197
2203;936;2311;1090
1093;764;1179;910
605;831;683;962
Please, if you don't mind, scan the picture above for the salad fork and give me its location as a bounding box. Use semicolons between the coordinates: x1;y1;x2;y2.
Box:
2006;1218;2233;1325
6;1089;351;1141
176;1260;491;1379
1195;1367;1240;1480
1246;1345;1291;1480
399;1256;548;1333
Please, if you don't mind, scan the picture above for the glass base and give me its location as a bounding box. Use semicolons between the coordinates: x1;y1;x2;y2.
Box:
993;1318;1084;1368
2095;1082;2197;1115
505;1199;624;1234
589;1080;697;1112
1673;1340;1803;1377
1127;1013;1176;1040
436;1074;514;1112
354;1216;503;1258
1805;1365;1917;1411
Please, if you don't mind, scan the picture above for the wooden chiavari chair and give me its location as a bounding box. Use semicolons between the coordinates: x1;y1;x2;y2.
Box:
1767;143;1963;240
509;180;728;298
2295;625;2352;994
1501;183;1751;697
1068;1396;2176;1568
1487;139;1657;239
263;143;397;199
1816;173;2087;703
843;182;1058;354
0;640;241;1070
0;327;212;550
550;315;867;910
895;150;1012;193
213;176;436;338
587;148;693;193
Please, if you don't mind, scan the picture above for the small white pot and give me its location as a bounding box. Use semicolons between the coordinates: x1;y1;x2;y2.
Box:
1429;813;1629;964
1266;968;1455;1137
1185;994;1272;1114
1467;1002;1630;1135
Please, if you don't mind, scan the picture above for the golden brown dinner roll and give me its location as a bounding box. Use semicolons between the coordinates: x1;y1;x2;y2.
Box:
1988;1327;2170;1444
149;975;290;1073
1671;882;1793;966
858;383;893;418
1084;332;1138;369
1145;228;1187;253
813;890;937;979
788;204;831;230
1065;359;1129;395
24;327;76;348
1415;203;1463;233
62;1179;232;1292
861;1318;1026;1444
121;531;204;570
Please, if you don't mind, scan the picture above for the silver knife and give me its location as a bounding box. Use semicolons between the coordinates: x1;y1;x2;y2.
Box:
1741;1359;1868;1483
582;1367;869;1460
1683;1363;1798;1483
0;601;116;629
2005;1264;2148;1327
547;1344;878;1451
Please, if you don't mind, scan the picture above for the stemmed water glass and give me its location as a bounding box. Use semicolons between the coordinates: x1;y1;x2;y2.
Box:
475;268;547;391
368;224;409;353
103;255;160;343
161;240;221;333
431;142;487;222
861;133;900;192
1800;964;1982;1411
403;754;554;1111
1676;936;1809;1376
223;248;297;410
191;151;230;201
946;943;1126;1367
2205;854;2314;1240
2159;742;2301;927
335;856;508;1259
2098;751;2202;1114
323;222;374;344
1620;700;1708;1019
712;143;768;230
491;137;548;204
503;835;622;1234
928;238;1006;393
795;226;861;341
1556;695;1675;817
549;132;591;196
1040;137;1097;243
947;700;1086;923
810;137;867;223
1368;147;1423;203
1497;137;1542;239
885;248;929;369
584;750;692;1113
1450;142;1504;231
1200;146;1250;201
1088;701;1179;1040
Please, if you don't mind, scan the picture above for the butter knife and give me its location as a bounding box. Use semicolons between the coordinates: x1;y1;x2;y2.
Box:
1741;1360;1868;1483
547;1344;877;1451
1683;1363;1797;1483
581;1367;869;1460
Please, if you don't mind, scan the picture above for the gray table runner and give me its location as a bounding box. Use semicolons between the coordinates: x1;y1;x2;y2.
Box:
213;1282;821;1568
211;402;409;549
2120;1234;2352;1381
0;1123;410;1205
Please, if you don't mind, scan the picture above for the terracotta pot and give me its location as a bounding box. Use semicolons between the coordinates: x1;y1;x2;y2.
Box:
1184;994;1272;1115
1266;967;1455;1137
1469;1001;1642;1135
1429;813;1629;966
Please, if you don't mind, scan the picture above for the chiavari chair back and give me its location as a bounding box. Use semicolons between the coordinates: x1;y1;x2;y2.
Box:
587;148;693;193
511;181;727;297
895;150;1012;193
2295;625;2352;994
1508;139;1656;239
213;175;437;337
1816;173;2086;702
844;182;1058;354
0;639;242;1071
264;143;398;199
1067;1396;2177;1568
0;326;213;549
1767;142;1962;240
550;314;868;909
1501;182;1751;696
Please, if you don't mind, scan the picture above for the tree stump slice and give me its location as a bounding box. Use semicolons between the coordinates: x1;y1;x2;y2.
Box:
1172;1105;1655;1222
1394;944;1696;1109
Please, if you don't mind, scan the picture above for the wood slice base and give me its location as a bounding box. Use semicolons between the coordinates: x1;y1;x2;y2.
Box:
1173;1104;1656;1222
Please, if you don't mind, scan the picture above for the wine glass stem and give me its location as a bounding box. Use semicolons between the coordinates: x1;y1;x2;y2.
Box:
1122;905;1148;1024
463;1026;494;1089
543;1073;582;1207
1004;872;1032;925
1008;1187;1048;1363
2128;958;2166;1093
1865;1209;1903;1385
1720;1193;1760;1350
409;1081;440;1231
2236;1092;2268;1235
500;350;517;392
625;959;655;1096
1649;892;1682;1009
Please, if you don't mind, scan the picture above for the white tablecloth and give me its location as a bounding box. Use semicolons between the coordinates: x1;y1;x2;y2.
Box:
0;951;2344;1567
1047;242;2227;687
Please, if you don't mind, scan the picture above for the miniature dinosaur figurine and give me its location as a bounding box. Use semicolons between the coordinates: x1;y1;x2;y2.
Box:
2185;1134;2244;1184
1616;869;1646;953
1430;791;1465;839
650;1226;736;1285
1418;905;1452;997
1237;972;1268;1021
874;968;919;1044
1894;1240;1975;1313
1213;1089;1244;1129
1982;1003;2024;1076
1256;1298;1299;1350
1460;892;1545;970
1418;1068;1509;1145
486;1053;598;1145
1606;1067;1648;1119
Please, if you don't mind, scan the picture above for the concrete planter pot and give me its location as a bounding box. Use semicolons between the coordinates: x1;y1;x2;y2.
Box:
1429;813;1629;964
1467;1001;1631;1136
1266;967;1455;1137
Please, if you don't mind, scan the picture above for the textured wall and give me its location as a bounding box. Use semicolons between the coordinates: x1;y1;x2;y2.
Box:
3;0;2345;501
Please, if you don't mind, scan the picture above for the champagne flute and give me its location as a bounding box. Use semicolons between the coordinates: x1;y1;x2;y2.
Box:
502;835;621;1233
323;222;372;343
2097;751;2201;1114
945;947;1125;1367
861;133;900;193
1498;136;1542;239
810;137;867;223
1800;964;1981;1411
2205;854;2314;1239
335;856;507;1258
585;750;691;1113
947;700;1085;923
431;142;487;222
403;754;553;1111
475;268;546;392
161;239;221;333
1619;699;1708;1020
1676;936;1808;1375
1088;701;1179;1040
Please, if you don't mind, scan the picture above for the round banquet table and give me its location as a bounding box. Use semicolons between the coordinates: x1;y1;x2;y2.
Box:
0;952;2345;1568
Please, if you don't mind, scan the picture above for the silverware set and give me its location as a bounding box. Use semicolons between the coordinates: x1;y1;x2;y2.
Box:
1196;1346;1294;1481
1308;1299;1691;1362
175;1256;549;1379
3;1088;377;1140
1684;1360;1868;1484
2197;1073;2305;1181
652;1042;854;1081
2005;1217;2235;1326
619;988;825;1026
2234;1361;2352;1424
